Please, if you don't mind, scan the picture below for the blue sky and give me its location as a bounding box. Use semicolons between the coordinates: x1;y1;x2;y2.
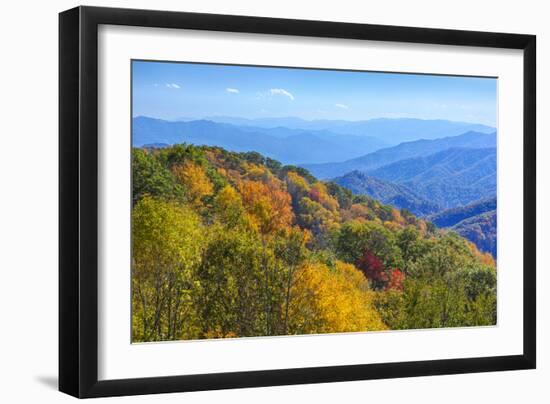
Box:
132;60;497;126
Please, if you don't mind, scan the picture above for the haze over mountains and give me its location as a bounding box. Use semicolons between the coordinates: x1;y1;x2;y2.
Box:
333;147;496;213
333;172;441;216
366;147;496;208
428;197;497;257
304;131;496;179
133;116;389;164
428;197;497;228
133;115;497;256
187;116;495;145
325;134;497;256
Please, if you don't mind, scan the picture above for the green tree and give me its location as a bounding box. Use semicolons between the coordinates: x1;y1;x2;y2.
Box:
376;233;497;329
396;226;429;275
325;181;353;210
272;227;311;334
132;148;182;205
333;220;403;270
297;197;340;248
196;227;287;337
132;196;204;342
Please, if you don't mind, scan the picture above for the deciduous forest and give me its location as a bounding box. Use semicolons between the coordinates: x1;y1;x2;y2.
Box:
132;144;497;342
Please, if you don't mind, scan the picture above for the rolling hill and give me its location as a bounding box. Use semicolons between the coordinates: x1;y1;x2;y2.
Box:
132;142;498;339
428;197;497;228
132;116;388;164
367;147;496;209
333;171;440;216
426;197;497;258
451;211;497;258
303;131;496;179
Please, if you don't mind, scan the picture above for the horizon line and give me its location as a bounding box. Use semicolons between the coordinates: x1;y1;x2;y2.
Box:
132;114;496;128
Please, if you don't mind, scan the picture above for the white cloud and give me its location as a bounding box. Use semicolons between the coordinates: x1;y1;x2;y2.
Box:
269;88;295;101
226;88;239;94
335;103;349;109
165;83;181;89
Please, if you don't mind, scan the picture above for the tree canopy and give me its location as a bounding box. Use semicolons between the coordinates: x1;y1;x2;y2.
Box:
132;144;497;342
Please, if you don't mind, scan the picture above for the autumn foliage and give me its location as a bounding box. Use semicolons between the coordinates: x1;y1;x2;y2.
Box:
289;261;386;333
239;179;293;235
386;269;405;291
172;160;213;206
356;250;389;289
132;144;497;342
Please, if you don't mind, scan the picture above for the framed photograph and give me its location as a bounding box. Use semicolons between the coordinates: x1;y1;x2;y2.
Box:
59;6;536;398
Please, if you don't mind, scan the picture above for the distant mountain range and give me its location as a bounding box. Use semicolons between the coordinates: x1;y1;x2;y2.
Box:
428;197;497;228
303;131;496;179
134;115;497;257
333;171;440;216
332;144;496;211
368;147;496;209
333;170;497;257
196;116;495;145
427;197;497;258
133;116;388;164
451;211;497;258
324;133;498;258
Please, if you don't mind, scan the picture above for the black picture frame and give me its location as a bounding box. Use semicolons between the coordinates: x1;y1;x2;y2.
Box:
59;5;536;398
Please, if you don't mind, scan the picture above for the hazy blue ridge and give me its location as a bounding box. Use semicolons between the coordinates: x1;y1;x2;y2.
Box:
142;142;169;149
450;210;497;258
200;116;495;144
333;171;441;216
333;171;497;257
366;147;496;209
132;116;388;165
303;131;496;179
427;197;497;228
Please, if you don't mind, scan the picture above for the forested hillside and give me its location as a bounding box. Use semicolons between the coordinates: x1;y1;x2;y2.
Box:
451;211;497;258
132;144;497;342
428;197;497;257
333;171;440;216
367;147;496;208
429;197;497;228
304;131;496;179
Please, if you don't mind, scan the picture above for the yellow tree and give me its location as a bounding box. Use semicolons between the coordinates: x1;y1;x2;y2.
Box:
212;184;250;228
172;161;214;207
239;180;293;235
391;208;405;226
308;182;339;212
342;203;373;222
286;171;310;201
297;197;340;247
288;260;387;334
244;163;273;182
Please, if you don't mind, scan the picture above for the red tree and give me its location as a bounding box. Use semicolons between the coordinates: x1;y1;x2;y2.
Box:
356;250;388;289
308;186;321;203
385;268;405;291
